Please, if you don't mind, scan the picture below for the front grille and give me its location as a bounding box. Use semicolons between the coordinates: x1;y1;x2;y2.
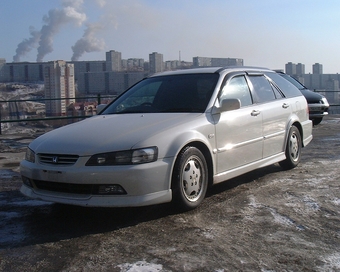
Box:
34;180;92;194
38;154;79;165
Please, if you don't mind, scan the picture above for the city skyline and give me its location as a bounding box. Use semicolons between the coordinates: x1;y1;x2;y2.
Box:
1;0;339;74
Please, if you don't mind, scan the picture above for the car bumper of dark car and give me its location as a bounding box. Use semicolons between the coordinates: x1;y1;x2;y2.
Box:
308;104;329;119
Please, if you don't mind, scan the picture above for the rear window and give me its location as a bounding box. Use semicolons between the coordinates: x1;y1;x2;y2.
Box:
265;73;302;98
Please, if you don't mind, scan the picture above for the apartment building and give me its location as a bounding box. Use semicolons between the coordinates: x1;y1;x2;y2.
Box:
44;60;75;116
286;62;340;106
106;50;122;72
149;52;163;74
312;63;323;74
193;57;243;67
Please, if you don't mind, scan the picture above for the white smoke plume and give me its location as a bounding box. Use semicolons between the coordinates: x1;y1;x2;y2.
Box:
94;0;107;8
13;27;41;62
13;0;86;62
71;23;106;61
13;0;110;62
36;2;86;62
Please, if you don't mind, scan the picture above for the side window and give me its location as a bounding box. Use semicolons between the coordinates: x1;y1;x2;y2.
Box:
220;76;252;107
271;83;284;99
248;76;276;103
265;72;303;98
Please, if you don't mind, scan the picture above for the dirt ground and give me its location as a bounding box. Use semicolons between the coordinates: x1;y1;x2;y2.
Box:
0;116;339;272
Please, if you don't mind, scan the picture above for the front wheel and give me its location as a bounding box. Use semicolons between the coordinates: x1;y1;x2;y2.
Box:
279;126;302;170
171;146;208;211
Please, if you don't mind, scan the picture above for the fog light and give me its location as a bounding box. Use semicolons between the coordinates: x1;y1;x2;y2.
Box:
97;185;126;195
22;176;33;188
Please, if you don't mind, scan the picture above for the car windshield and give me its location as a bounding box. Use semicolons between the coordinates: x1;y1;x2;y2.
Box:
101;73;219;114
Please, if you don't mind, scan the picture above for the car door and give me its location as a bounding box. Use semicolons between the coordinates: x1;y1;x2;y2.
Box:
213;75;263;173
247;74;290;158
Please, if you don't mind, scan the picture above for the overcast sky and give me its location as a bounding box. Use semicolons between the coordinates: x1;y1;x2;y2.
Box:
1;0;339;73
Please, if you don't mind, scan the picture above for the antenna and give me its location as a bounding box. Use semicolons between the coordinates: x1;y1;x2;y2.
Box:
179;50;181;62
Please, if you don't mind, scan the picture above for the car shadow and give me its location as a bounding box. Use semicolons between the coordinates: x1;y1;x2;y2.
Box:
206;164;283;198
1;164;284;250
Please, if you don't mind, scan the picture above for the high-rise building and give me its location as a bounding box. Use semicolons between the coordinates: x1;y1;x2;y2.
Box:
0;58;6;82
313;63;323;74
296;63;305;75
149;52;163;74
106;50;122;72
44;60;75;116
285;62;296;75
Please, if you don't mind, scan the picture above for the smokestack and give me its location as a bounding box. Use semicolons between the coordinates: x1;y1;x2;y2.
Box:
71;23;106;61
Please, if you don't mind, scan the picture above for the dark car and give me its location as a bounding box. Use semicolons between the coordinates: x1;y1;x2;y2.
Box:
277;72;329;125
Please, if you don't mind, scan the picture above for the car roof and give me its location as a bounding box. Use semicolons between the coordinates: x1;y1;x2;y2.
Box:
149;66;273;77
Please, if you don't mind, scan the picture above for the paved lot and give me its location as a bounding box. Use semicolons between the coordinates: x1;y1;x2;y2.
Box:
0;116;339;271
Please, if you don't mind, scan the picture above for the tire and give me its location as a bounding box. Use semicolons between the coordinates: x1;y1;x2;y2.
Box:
312;117;322;126
279;126;302;170
171;146;208;211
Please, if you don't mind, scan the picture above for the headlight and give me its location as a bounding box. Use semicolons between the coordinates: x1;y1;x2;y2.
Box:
25;148;35;163
321;97;329;105
86;147;158;166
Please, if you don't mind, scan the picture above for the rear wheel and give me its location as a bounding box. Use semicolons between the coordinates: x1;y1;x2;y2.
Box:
279;126;302;170
172;146;208;211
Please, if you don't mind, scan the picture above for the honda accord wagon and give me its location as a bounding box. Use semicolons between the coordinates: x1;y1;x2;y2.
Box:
20;67;313;210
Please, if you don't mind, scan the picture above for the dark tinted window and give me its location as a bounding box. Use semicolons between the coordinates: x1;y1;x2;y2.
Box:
220;76;252;107
248;75;276;103
266;73;302;98
102;73;219;114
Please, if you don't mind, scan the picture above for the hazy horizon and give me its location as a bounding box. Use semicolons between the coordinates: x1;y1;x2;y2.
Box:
1;0;339;73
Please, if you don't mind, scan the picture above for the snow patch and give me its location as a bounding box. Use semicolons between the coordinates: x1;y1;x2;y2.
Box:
331;198;340;206
117;261;164;272
302;196;320;211
318;253;340;271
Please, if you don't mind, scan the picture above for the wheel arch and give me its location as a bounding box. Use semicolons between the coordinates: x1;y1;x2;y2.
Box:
172;141;214;188
285;119;304;148
291;121;304;147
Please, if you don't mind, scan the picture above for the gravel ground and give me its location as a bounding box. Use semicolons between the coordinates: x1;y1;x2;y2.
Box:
0;116;339;272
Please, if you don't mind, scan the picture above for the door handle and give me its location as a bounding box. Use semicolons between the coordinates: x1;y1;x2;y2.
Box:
282;103;289;109
251;110;260;116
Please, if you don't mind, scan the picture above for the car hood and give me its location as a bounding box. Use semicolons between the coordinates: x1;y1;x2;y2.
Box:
300;89;324;103
29;113;202;156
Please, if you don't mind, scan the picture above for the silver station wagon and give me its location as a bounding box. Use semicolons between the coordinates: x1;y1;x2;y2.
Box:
20;67;313;210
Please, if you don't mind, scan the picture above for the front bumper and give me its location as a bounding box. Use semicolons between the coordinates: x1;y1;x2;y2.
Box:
20;185;172;207
20;157;174;207
308;103;329;119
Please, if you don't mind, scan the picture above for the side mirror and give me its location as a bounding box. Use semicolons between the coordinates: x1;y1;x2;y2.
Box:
219;98;241;113
96;104;107;114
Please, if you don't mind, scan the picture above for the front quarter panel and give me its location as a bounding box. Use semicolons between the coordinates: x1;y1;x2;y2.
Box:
132;114;216;169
